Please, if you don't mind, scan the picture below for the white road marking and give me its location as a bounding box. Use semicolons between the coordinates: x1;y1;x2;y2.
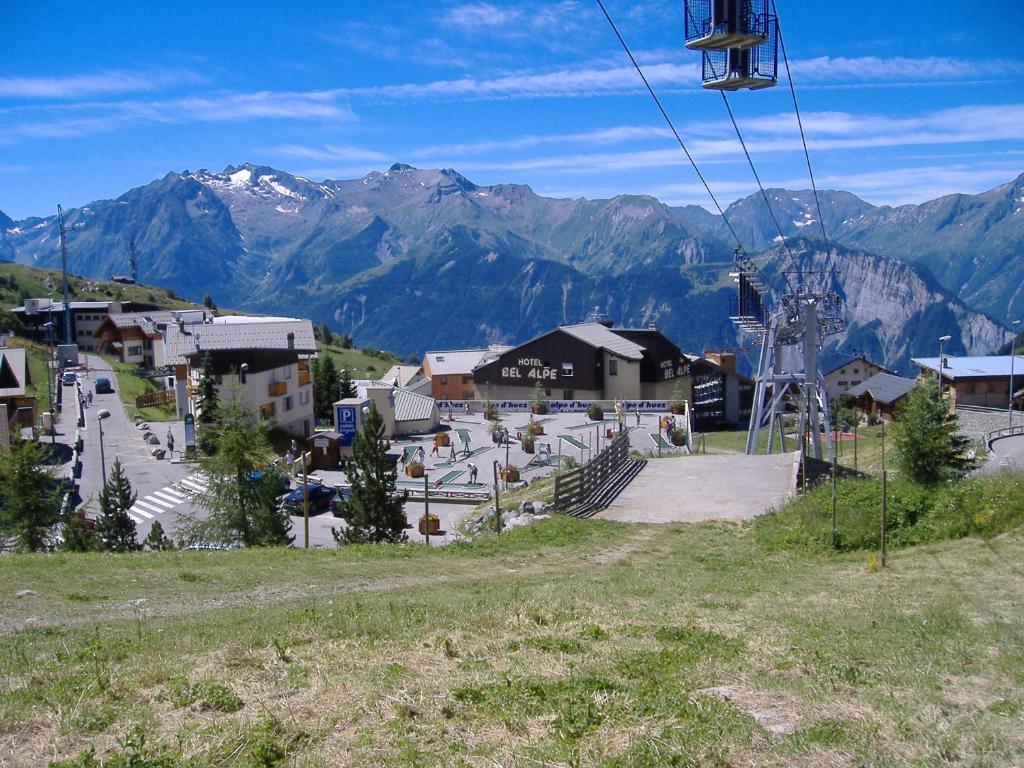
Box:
143;495;175;510
130;505;155;519
150;491;181;505
179;477;206;492
134;500;163;515
128;512;145;524
157;487;186;502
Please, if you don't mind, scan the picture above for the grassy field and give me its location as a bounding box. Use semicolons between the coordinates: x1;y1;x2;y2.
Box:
97;355;177;423
1;517;1022;767
315;342;403;380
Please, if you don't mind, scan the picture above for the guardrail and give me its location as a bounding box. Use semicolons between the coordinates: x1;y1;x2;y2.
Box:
553;432;631;513
136;389;176;408
987;423;1024;448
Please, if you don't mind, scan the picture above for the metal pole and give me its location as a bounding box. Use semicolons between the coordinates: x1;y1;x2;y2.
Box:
880;469;888;568
98;418;107;483
423;474;430;545
45;326;54;444
492;461;501;533
853;420;858;471
302;453;309;549
1010;320;1020;429
831;437;837;548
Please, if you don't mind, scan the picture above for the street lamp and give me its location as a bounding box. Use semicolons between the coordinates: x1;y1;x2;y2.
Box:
938;335;952;401
96;408;111;483
239;362;249;385
42;321;55;444
1010;320;1021;428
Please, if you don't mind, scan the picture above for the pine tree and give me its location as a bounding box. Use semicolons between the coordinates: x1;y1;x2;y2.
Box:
60;512;101;552
144;520;174;551
339;367;358;399
0;439;61;552
891;379;975;485
318;320;334;346
195;352;219;425
333;403;407;544
183;397;294;547
96;459;140;552
314;354;338;420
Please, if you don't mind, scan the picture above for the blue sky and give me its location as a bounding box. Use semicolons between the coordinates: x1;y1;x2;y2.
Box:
2;0;1023;220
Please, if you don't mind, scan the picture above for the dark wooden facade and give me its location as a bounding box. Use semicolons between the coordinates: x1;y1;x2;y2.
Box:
474;330;605;393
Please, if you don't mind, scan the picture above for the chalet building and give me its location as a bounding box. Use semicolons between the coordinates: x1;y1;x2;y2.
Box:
913;355;1024;411
381;364;432;397
11;298;159;350
94;309;209;367
0;345;34;437
822;354;890;404
846;372;917;421
697;352;755;431
162;316;317;438
422;346;508;401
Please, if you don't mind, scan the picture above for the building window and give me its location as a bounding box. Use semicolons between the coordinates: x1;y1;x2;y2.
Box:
284;365;292;380
462;390;474;399
838;381;848;386
608;359;618;376
853;368;860;374
283;396;293;412
260;402;276;419
563;390;574;400
561;363;574;377
462;375;473;384
127;345;142;356
440;376;448;385
299;389;310;406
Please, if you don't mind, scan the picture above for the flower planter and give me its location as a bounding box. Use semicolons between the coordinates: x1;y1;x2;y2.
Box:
418;516;440;535
406;464;424;478
531;404;548;415
522;441;535;454
670;405;685;415
500;467;520;483
434;432;451;447
670;431;687;446
528;423;544;436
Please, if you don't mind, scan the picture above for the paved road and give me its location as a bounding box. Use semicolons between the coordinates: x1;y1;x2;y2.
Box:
980;434;1024;476
596;451;799;524
66;355;199;543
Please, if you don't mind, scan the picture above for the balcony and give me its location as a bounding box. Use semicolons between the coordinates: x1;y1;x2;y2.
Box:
298;370;311;386
268;381;288;397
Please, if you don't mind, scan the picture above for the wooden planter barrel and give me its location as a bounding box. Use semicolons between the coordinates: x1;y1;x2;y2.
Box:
522;440;535;454
434;432;451;447
406;464;424;478
500;467;520;483
528;423;544;436
418;516;440;535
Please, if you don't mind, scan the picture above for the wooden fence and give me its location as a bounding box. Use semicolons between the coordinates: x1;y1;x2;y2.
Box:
553;432;631;513
136;389;176;408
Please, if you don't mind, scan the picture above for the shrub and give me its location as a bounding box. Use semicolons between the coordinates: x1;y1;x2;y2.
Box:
587;403;604;421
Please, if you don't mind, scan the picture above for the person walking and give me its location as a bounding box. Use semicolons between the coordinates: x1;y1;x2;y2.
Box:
166;429;175;456
634;408;640;427
448;444;457;463
414;446;425;465
468;462;478;484
431;442;440;457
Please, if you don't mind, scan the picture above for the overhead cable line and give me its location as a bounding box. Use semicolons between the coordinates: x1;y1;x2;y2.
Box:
594;0;750;259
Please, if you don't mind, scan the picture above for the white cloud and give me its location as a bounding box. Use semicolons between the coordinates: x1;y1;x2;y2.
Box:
0;69;204;99
270;144;390;163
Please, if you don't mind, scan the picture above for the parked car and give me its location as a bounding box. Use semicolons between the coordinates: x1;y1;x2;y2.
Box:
280;484;335;513
246;470;291;495
94;377;113;394
328;486;353;514
62;372;76;385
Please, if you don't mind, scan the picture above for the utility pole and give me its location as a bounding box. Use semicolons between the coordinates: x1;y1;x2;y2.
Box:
492;460;502;534
301;452;310;549
57;205;73;346
423;474;430;545
831;434;837;548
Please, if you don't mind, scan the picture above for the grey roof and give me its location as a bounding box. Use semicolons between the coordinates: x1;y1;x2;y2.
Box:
0;347;27;398
913;355;1024;379
104;310;179;335
846;372;917;404
821;353;889;376
394;388;438;422
560;323;645;360
424;348;491;376
382;364;423;387
166;318;316;364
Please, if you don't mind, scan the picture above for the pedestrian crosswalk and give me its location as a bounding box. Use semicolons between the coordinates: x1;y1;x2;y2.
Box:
127;473;208;524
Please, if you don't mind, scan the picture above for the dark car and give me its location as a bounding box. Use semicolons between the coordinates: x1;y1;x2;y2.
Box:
246;470;291;495
62;372;76;385
328;486;353;514
280;484;335;513
94;377;113;394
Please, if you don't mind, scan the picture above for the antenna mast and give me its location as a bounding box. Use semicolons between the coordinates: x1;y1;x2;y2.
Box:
57;205;72;344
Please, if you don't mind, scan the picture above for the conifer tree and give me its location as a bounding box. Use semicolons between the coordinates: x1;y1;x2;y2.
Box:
332;403;407;544
195;352;219;425
60;512;101;552
313;354;338;420
0;439;61;552
339;367;358;399
891;379;975;485
318;320;334;346
144;520;173;551
96;459;140;552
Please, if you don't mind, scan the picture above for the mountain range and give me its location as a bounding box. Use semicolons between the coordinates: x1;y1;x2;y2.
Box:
2;163;1020;374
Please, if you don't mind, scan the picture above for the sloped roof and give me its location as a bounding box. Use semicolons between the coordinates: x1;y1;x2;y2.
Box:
560;323;645;360
166;318;316;365
821;353;889;376
846;372;917;404
913;355;1024;379
0;347;27;398
424;349;491;376
394;388;438;422
382;364;422;387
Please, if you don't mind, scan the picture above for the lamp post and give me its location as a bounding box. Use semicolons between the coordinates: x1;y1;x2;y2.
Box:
938;335;952;401
96;408;111;484
239;362;249;385
42;321;55;444
1010;320;1021;429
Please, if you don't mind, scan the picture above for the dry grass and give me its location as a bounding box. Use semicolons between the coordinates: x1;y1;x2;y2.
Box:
1;518;1022;767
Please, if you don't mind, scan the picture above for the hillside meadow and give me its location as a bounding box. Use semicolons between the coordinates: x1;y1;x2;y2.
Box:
1;515;1022;767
